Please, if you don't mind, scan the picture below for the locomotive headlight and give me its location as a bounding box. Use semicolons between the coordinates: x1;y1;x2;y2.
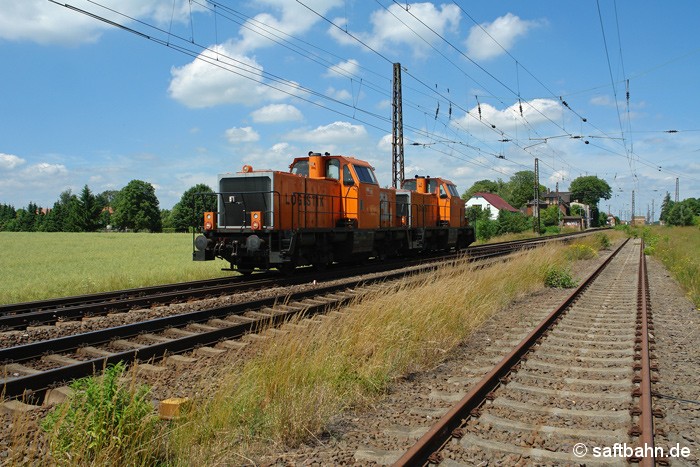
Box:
253;212;259;219
194;235;211;251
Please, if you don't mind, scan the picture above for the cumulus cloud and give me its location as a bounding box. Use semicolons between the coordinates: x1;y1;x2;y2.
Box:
0;0;204;45
325;87;353;101
26;162;69;177
169;44;266;108
325;59;360;78
168;41;305;108
329;3;460;56
234;0;343;53
0;153;25;169
465;13;543;60
285;121;368;145
452;98;562;133
251;104;303;123
225;126;260;144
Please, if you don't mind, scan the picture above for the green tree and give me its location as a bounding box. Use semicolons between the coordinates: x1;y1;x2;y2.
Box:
112;180;162;232
465;205;492;224
667;200;695;226
497;210;530;235
501;171;547;209
461;179;504;201
569;175;612;208
659;192;673;223
0;204;16;231
161;209;175;231
540;205;561;227
74;185;102;232
171;184;216;232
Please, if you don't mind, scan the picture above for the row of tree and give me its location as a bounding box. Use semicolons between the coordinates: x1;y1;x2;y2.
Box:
659;193;700;226
461;171;613;228
0;181;216;233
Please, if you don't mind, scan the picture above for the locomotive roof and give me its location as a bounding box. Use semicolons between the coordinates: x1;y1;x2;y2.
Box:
290;153;374;168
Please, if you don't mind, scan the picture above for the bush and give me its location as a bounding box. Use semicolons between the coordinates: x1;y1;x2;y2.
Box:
42;362;160;466
593;232;611;250
544;265;577;288
566;243;597;261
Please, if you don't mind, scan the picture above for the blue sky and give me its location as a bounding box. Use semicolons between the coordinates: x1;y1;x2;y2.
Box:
1;0;698;221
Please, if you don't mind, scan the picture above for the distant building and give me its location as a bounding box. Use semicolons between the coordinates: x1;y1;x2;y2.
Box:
632;216;646;226
465;192;519;220
561;216;585;230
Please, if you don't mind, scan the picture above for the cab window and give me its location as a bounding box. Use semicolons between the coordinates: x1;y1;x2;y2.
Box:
353;165;378;184
343;165;355;185
401;180;416;190
447;184;460;197
326;159;340;179
291;160;309;176
428;179;438;193
439;185;447;198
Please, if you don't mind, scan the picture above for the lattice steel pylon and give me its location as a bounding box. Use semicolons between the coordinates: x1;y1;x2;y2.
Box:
533;158;540;233
392;63;405;189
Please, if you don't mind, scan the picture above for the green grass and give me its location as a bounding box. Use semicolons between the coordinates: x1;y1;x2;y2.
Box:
0;232;232;304
41;362;161;466
642;226;700;307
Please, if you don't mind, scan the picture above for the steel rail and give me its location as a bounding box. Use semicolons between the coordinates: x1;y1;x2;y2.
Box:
631;241;656;466
0;230;598;330
393;237;629;466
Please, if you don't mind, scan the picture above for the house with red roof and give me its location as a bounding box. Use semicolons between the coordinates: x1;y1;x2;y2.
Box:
465;192;519;220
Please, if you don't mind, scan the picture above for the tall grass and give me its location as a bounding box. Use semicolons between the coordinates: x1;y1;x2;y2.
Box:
0;232;232;304
167;246;569;463
642;226;700;307
41;362;162;466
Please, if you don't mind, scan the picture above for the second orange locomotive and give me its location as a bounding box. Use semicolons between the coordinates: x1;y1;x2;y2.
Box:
193;151;475;273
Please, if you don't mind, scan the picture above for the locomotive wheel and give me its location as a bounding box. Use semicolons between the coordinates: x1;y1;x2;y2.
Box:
237;269;254;276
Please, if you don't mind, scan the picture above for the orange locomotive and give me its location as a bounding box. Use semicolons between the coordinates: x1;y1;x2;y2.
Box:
193;151;475;274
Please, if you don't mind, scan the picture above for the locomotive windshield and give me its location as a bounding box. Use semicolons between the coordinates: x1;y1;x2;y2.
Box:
401;179;438;192
447;184;460;196
291;160;309;176
353;165;378;184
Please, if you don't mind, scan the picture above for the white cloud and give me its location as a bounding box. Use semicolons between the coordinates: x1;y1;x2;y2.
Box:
452;98;562;133
0;153;25;169
325;59;360;78
329;3;460;56
285;121;368;144
234;0;343;53
168;41;304;108
251;104;303;123
326;87;353;101
0;0;204;45
26;162;68;176
225;127;260;144
465;13;542;60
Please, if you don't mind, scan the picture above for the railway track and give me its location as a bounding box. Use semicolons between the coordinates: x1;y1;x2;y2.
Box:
389;237;660;465
0;254;478;403
0;230;599;331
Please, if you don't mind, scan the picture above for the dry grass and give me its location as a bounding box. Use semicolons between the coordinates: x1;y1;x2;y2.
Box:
166;245;569;463
6;233;623;464
643;226;700;307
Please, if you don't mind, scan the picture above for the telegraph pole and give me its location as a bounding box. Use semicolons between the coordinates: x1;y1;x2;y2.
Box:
675;177;679;202
533;158;540;233
391;63;405;189
631;190;635;222
651;199;655;224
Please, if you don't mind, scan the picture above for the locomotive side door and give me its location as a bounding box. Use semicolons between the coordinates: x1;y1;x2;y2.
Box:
341;164;359;227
